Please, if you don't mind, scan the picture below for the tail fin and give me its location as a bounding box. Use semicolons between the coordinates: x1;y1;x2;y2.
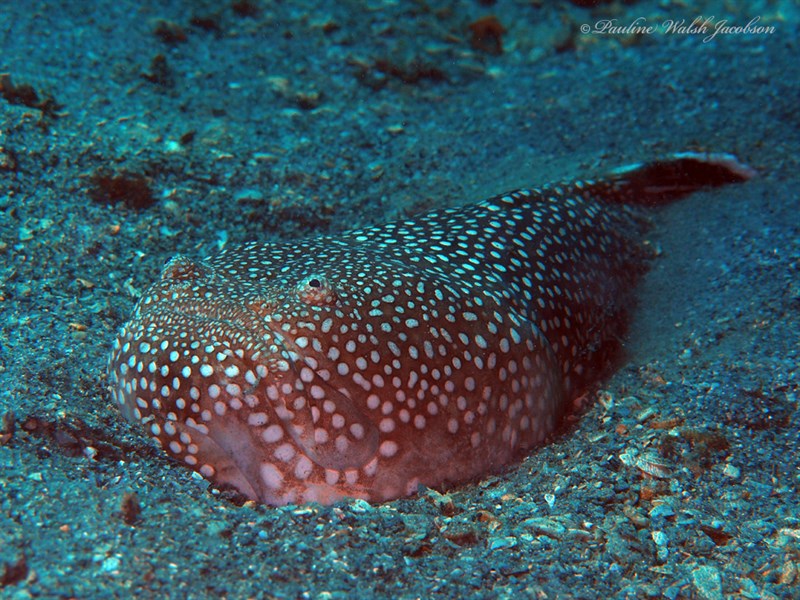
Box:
592;152;756;206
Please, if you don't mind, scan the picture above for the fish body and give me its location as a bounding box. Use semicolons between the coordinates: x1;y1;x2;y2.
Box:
108;153;754;505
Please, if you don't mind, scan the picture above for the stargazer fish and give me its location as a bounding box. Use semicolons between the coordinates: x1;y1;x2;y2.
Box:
108;152;755;505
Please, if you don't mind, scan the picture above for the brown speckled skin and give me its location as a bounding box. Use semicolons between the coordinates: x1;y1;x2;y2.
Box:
108;153;754;505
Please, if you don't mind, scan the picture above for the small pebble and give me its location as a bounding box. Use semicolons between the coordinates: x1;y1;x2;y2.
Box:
691;565;723;600
722;463;741;479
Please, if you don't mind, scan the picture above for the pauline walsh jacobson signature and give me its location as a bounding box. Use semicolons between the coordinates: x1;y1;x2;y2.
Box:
581;16;775;43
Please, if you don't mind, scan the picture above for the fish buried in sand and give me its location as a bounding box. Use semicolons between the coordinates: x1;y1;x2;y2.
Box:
108;152;755;506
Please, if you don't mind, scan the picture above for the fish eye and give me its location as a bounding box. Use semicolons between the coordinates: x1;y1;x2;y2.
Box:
297;275;339;306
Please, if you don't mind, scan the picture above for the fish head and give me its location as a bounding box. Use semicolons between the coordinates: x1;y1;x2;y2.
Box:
108;249;400;504
109;240;564;505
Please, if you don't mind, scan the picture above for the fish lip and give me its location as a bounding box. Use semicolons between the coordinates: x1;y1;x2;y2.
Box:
135;295;296;372
146;287;280;336
150;255;304;361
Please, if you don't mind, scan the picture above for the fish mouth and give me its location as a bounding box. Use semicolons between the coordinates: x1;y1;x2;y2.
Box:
144;253;290;349
152;295;382;471
160;296;316;388
109;289;306;504
110;255;381;501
